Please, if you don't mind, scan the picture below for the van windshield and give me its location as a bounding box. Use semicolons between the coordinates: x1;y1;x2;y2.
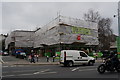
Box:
80;52;88;57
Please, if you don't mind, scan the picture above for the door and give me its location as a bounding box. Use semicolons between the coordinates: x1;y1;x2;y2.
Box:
79;52;88;63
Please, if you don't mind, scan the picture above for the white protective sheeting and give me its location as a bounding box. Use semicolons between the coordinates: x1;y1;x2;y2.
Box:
5;16;98;49
34;16;98;48
5;30;35;48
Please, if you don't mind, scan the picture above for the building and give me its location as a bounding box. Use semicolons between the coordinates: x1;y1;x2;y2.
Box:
5;30;35;55
5;16;98;56
34;16;98;56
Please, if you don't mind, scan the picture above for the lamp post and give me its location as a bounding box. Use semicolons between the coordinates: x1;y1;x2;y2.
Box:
118;2;120;37
117;2;120;54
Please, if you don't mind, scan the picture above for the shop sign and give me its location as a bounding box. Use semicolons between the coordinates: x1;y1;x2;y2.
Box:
72;26;91;35
77;35;81;40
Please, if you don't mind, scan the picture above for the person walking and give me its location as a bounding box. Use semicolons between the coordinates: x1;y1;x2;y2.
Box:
28;55;31;62
46;56;49;62
36;54;39;62
31;53;35;63
95;53;98;60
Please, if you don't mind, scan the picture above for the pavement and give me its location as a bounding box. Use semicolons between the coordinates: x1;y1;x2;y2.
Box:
2;56;103;65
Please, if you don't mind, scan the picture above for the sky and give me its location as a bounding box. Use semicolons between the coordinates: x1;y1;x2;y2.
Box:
1;1;119;35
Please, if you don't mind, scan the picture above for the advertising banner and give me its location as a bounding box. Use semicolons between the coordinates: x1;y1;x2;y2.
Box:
72;26;91;35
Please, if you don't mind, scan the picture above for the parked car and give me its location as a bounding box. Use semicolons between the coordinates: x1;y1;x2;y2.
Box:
60;50;95;67
0;50;9;56
0;50;3;56
2;52;9;56
19;52;26;59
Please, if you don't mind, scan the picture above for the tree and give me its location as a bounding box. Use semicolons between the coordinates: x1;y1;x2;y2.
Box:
83;9;113;51
98;18;113;50
83;9;101;23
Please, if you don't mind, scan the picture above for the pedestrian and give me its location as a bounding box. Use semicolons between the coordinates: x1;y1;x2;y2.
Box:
95;53;98;60
46;56;49;62
28;55;31;62
53;56;55;62
31;53;35;63
36;54;39;62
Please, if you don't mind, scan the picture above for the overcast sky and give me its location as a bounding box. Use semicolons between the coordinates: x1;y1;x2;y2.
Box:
1;2;118;35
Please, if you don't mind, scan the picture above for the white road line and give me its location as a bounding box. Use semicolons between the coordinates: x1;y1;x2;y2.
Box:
3;66;8;68
33;72;40;74
2;75;15;77
79;68;96;72
0;58;4;63
3;70;38;73
39;72;57;74
3;65;27;68
71;66;97;72
10;65;16;67
70;66;97;69
41;69;50;72
71;67;80;71
19;73;33;76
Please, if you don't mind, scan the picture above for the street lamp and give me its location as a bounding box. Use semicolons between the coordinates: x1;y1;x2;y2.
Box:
114;2;120;54
118;2;120;37
113;2;120;36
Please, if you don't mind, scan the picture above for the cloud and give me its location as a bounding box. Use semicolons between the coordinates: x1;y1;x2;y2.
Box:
2;2;118;35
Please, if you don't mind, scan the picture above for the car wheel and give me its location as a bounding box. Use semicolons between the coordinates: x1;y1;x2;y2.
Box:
68;61;73;67
88;61;94;66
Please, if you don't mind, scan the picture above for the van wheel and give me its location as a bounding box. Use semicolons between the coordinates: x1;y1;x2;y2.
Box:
88;61;94;66
68;61;73;67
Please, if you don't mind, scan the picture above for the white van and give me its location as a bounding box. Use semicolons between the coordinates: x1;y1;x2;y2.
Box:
60;50;95;67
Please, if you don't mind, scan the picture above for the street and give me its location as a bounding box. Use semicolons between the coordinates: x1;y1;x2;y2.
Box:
1;56;120;79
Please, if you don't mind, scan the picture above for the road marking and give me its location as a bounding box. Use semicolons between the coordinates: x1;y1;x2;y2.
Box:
3;66;8;67
39;72;57;74
41;69;50;72
0;57;5;63
33;72;40;74
71;66;97;72
71;67;80;71
10;65;17;67
3;70;38;73
19;73;33;76
2;75;15;77
70;66;97;69
79;68;96;72
3;65;25;68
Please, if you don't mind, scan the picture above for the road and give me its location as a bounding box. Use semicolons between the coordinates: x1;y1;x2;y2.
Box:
2;56;120;79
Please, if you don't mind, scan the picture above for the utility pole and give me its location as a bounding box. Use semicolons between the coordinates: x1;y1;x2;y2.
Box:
118;2;120;37
117;2;120;54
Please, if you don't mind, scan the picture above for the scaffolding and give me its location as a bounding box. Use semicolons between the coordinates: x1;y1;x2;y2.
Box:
34;16;98;48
